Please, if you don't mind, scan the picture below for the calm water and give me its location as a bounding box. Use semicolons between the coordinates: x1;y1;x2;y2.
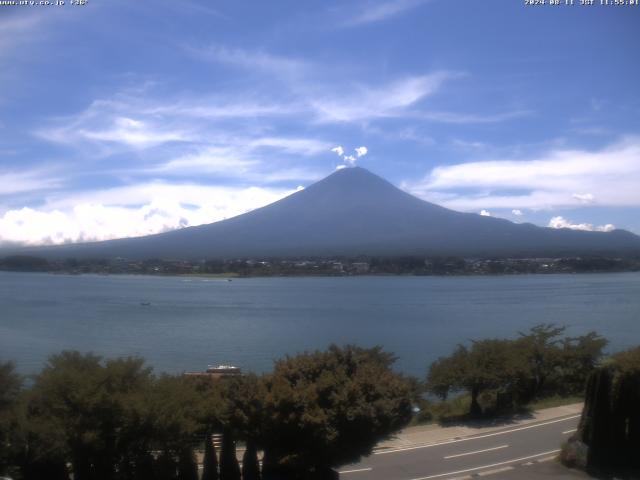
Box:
1;272;639;377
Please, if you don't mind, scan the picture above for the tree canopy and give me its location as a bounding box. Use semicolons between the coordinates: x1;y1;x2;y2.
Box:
259;345;413;473
427;324;607;415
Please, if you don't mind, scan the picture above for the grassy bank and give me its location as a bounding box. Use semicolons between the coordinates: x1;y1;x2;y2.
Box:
410;394;583;427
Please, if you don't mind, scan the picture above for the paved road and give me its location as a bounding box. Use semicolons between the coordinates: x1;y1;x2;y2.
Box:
339;414;580;480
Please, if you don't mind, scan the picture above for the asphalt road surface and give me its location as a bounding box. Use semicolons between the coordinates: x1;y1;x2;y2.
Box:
339;414;581;480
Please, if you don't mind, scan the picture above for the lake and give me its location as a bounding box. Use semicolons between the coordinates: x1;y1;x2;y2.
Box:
1;271;639;377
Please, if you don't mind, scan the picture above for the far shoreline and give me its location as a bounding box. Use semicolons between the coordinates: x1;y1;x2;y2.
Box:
2;269;640;279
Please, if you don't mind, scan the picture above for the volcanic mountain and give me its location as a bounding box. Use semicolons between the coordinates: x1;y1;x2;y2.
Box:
18;167;640;259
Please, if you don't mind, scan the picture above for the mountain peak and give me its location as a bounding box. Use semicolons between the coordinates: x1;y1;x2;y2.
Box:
304;166;407;200
322;166;385;182
17;166;640;260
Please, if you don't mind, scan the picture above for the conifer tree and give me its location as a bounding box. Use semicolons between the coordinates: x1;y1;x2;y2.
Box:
154;451;178;480
177;447;199;480
220;428;241;480
242;439;260;480
202;433;219;480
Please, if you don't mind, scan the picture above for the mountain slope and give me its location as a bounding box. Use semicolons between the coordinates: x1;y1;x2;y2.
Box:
16;167;640;259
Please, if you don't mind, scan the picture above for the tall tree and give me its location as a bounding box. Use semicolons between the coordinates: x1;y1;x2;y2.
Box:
242;439;260;480
427;340;521;415
516;324;567;399
154;451;177;480
177;447;198;480
24;351;154;480
219;428;241;480
216;373;265;479
428;325;607;414
259;345;413;475
201;433;219;480
559;332;608;396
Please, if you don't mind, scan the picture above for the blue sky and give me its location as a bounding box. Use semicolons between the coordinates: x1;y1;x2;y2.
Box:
1;0;639;245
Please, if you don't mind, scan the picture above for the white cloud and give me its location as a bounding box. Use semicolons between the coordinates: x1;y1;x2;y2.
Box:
152;144;325;182
0;183;299;246
37;100;193;151
144;98;303;119
186;45;488;128
406;138;640;210
78;116;190;148
548;216;615;233
480;210;491;217
34;91;334;184
346;0;427;26
249;137;331;156
343;155;357;166
0;170;61;196
512;209;523;216
310;73;451;123
188;44;309;78
419;110;531;124
335;165;347;170
572;193;595;204
355;146;368;157
331;145;369;167
152;146;257;176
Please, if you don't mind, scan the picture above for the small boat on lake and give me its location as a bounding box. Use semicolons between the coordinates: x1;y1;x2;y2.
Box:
206;364;241;375
183;364;242;379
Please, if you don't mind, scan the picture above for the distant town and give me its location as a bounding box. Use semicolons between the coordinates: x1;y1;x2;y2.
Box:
1;254;639;276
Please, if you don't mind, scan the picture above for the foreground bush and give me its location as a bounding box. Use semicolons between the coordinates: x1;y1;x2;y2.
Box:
0;345;413;480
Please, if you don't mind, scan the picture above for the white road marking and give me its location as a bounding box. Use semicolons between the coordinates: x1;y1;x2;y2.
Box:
375;415;580;455
477;466;514;476
562;428;577;434
409;449;561;480
339;467;373;474
444;444;509;459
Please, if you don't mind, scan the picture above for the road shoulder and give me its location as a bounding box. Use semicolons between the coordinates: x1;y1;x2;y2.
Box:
375;403;583;453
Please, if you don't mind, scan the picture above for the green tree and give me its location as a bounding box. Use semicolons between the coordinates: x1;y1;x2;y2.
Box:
515;325;607;401
218;374;265;442
429;326;607;415
24;351;154;480
559;332;607;396
515;324;567;400
259;345;413;476
426;346;465;401
146;375;202;451
427;340;521;416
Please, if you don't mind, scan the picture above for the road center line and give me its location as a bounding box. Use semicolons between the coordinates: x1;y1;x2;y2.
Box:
375;415;580;455
409;449;561;480
562;428;577;434
339;467;373;474
444;444;509;459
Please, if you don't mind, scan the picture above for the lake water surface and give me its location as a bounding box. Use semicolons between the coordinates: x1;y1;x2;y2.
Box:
1;272;639;377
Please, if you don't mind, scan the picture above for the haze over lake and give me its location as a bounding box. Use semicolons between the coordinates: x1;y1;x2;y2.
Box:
2;271;639;377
